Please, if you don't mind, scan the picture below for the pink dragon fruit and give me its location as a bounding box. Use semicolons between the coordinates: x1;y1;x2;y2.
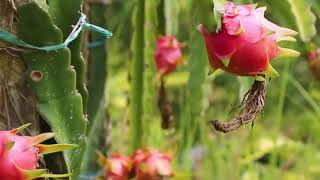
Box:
154;36;183;75
132;148;174;180
97;152;132;180
0;124;76;180
307;48;320;80
199;2;299;78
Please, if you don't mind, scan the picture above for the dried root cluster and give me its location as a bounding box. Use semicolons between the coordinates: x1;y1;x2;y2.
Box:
210;80;267;133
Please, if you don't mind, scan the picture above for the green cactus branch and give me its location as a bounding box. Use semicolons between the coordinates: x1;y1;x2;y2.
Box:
48;0;89;113
82;2;109;174
143;0;159;144
129;0;145;152
184;0;212;146
17;2;87;180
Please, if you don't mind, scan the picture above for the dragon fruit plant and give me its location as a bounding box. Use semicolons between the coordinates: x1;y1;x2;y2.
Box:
200;2;299;133
154;36;183;129
0;124;77;180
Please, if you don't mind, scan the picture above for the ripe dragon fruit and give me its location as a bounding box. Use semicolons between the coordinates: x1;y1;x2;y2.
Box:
97;151;132;180
307;48;320;80
97;148;174;180
154;36;183;75
199;2;299;78
132;148;174;180
0;124;77;180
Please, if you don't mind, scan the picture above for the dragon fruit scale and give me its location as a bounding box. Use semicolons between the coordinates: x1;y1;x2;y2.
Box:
199;2;299;79
0;124;77;180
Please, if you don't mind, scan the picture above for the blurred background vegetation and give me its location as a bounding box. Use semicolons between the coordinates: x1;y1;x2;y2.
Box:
81;0;320;179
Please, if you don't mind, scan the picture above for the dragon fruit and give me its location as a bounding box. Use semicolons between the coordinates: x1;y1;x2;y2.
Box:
0;124;77;180
97;151;132;180
199;2;299;78
154;36;183;75
307;48;320;80
132;148;174;180
97;148;174;180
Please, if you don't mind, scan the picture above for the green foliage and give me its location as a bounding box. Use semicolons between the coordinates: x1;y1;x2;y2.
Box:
82;3;109;174
143;0;160;145
63;0;320;179
286;0;317;42
129;0;145;152
17;2;87;180
309;0;320;19
164;0;180;35
48;0;88;113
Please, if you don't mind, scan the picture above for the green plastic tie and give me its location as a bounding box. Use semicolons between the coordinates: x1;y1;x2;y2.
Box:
0;13;112;52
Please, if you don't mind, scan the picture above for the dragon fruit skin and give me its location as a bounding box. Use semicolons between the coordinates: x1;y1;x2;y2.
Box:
154;36;183;75
199;2;299;78
0;124;76;180
132;148;174;180
307;49;320;80
97;152;132;180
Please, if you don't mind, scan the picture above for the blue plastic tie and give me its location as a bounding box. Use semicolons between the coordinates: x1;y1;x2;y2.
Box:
0;13;112;52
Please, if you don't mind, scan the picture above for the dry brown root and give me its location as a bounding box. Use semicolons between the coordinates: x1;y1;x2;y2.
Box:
158;78;174;129
209;80;267;133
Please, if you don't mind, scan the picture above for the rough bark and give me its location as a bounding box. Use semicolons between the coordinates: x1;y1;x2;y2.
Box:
0;0;39;135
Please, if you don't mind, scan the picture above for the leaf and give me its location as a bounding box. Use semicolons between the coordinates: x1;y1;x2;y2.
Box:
17;2;87;180
285;0;316;42
48;0;88;113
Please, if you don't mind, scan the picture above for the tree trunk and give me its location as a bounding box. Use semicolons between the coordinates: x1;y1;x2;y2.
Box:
0;0;39;135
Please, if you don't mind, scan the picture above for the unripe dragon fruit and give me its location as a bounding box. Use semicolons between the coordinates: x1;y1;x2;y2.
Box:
154;36;183;75
0;124;77;180
132;148;174;180
199;2;299;78
97;152;132;180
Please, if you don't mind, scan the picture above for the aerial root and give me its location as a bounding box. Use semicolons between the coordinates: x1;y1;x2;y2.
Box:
158;77;174;130
209;80;267;133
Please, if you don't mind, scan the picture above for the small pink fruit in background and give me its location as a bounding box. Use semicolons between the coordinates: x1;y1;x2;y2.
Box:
0;124;77;180
98;152;132;180
199;2;299;78
154;36;183;75
132;148;174;180
307;48;320;80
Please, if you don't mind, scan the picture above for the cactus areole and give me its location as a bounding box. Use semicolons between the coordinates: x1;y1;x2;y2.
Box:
199;2;299;78
0;124;76;180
